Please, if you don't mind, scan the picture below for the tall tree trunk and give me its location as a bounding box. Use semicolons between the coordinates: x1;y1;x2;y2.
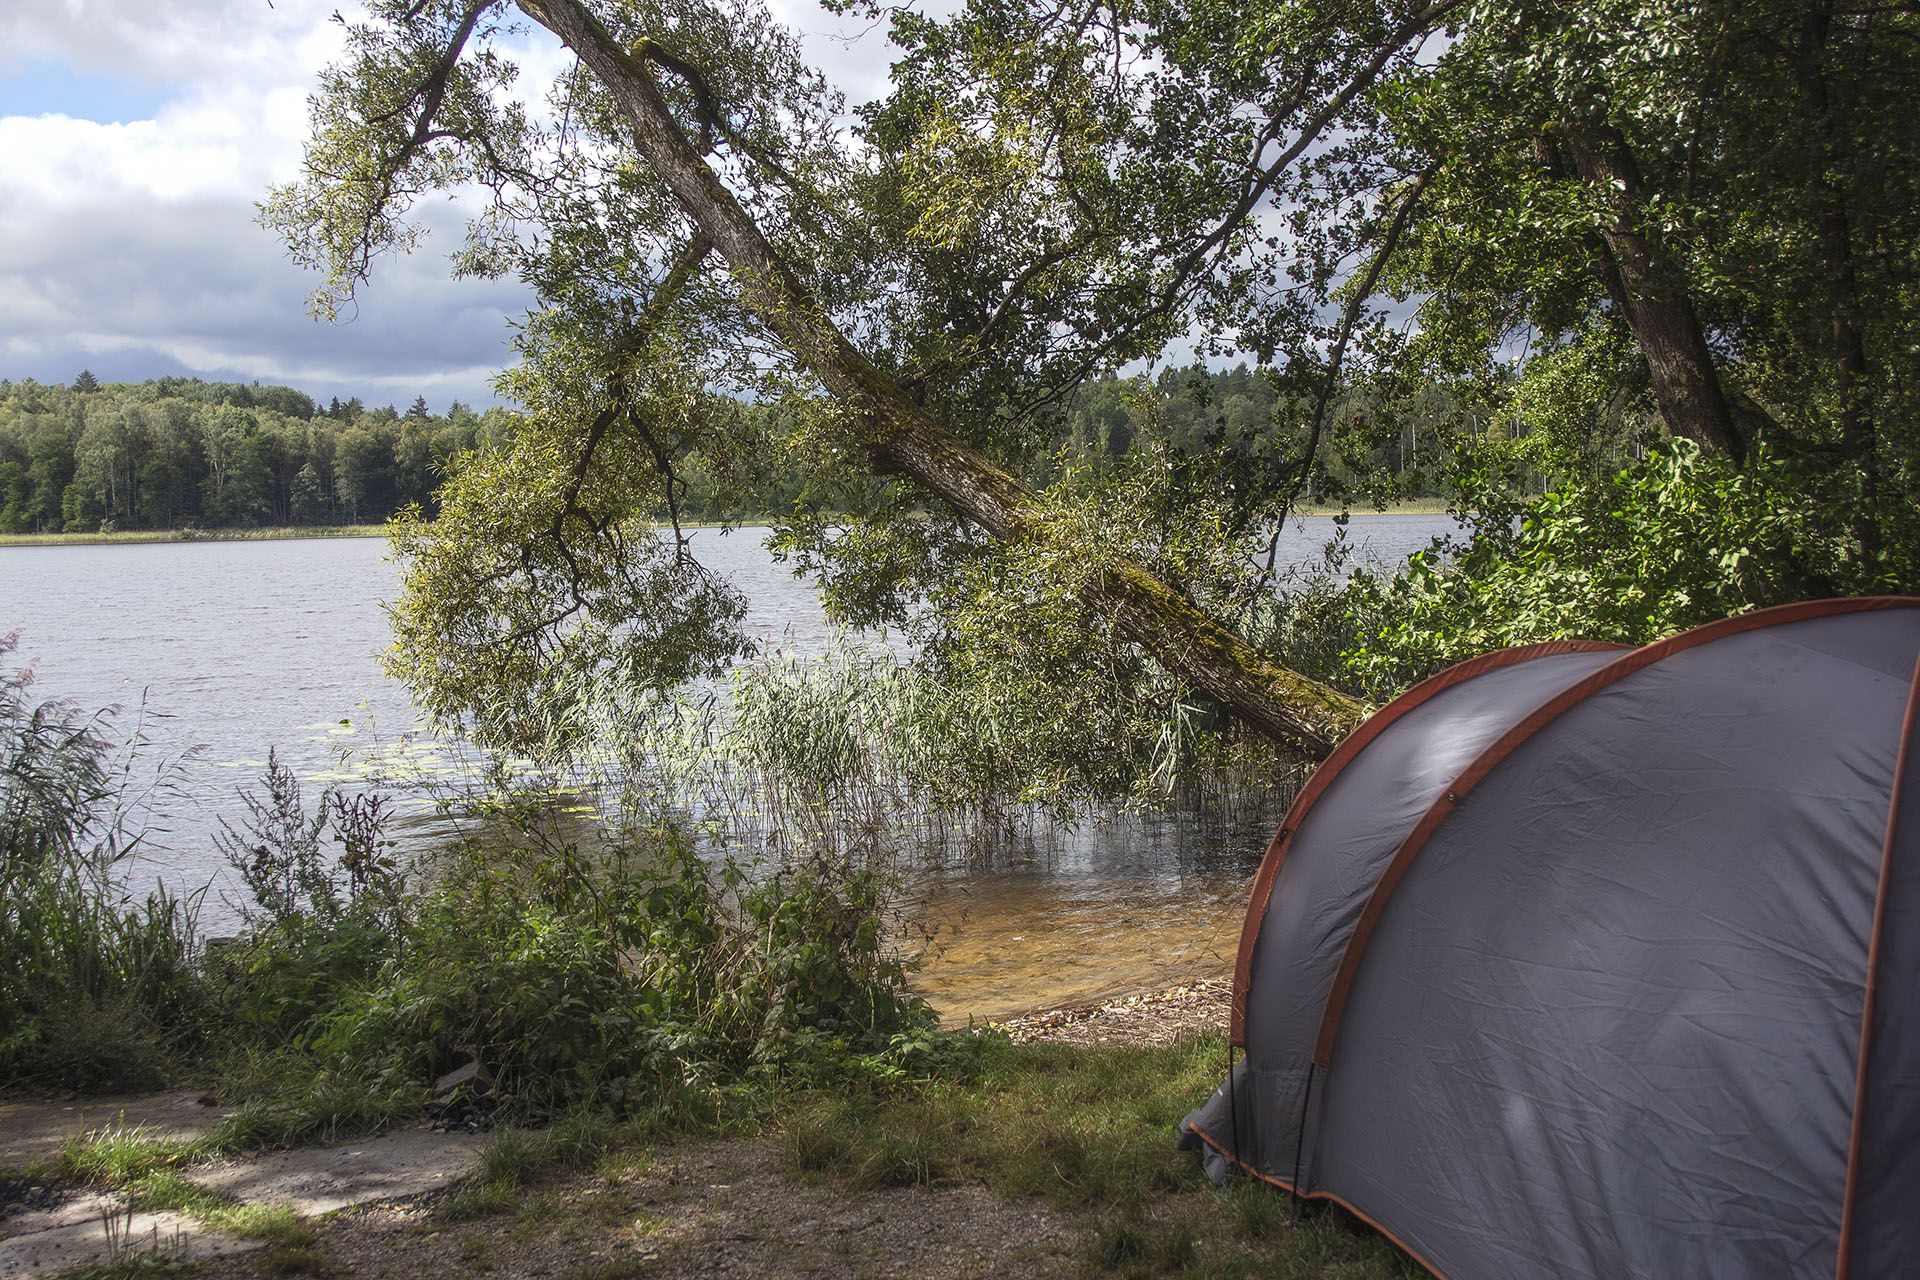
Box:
1793;4;1880;558
1556;126;1748;464
514;0;1365;758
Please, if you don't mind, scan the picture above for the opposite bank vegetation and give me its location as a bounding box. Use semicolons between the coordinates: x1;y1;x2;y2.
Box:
0;502;1451;547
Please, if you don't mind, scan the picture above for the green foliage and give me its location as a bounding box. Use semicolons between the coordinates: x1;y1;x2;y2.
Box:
0;633;212;1088
1390;0;1920;457
303;826;931;1111
263;0;1920;800
209;751;409;1050
1335;441;1920;698
3;665;935;1121
0;376;514;534
383;410;748;760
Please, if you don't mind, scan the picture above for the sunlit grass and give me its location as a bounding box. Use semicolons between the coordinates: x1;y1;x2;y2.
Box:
43;1124;313;1249
780;1035;1420;1279
0;525;392;547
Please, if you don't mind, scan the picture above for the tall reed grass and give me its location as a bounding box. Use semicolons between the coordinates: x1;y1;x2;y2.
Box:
0;630;211;1087
593;640;1310;875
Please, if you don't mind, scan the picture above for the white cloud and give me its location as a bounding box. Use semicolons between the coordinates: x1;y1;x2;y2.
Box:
0;0;915;403
0;188;526;402
0;0;531;402
766;0;899;107
0;0;358;91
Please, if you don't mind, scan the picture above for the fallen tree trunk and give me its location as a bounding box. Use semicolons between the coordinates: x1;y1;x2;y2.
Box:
515;0;1366;758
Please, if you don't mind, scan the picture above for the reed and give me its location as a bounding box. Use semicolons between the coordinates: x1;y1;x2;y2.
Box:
0;630;213;1087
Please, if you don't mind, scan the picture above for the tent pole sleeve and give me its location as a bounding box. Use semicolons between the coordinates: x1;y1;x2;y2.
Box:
1308;596;1920;1069
1836;653;1920;1279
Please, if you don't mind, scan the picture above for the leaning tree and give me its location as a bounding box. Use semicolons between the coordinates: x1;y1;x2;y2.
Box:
265;0;1920;783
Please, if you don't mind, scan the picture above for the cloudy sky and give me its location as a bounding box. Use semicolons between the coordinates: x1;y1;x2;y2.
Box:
0;0;896;410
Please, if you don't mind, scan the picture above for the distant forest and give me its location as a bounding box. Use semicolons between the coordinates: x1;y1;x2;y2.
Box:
0;367;1441;534
0;374;517;533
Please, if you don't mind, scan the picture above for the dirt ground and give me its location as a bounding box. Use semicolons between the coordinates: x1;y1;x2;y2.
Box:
194;1138;1087;1280
176;981;1237;1280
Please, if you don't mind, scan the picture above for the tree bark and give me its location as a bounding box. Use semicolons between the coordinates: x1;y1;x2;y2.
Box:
1557;126;1748;464
513;0;1365;757
1793;4;1880;558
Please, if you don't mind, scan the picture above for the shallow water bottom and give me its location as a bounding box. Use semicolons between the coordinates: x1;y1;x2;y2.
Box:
906;873;1249;1026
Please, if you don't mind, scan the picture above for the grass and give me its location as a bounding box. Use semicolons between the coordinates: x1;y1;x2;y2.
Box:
1291;498;1456;517
19;1035;1419;1279
0;509;1440;551
414;1033;1418;1278
39;1124;314;1248
0;518;756;548
780;1034;1420;1279
54;1261;198;1279
208;1054;426;1151
441;1110;630;1221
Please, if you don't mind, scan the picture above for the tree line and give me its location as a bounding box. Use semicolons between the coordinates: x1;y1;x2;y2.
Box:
0;366;1446;536
0;375;515;533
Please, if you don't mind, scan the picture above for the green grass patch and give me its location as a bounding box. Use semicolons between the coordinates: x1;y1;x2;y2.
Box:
0;519;752;548
782;1035;1420;1279
442;1109;647;1221
1291;498;1456;517
53;1260;198;1280
207;1055;425;1151
45;1124;313;1248
0;525;392;547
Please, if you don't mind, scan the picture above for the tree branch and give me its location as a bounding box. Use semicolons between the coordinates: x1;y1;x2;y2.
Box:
1284;166;1435;519
513;0;1365;757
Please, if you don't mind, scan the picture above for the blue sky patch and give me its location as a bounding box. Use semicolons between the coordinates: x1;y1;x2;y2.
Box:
0;59;171;123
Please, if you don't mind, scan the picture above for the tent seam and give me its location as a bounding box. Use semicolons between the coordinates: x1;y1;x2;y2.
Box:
1228;639;1628;1044
1309;595;1920;1069
1834;652;1920;1279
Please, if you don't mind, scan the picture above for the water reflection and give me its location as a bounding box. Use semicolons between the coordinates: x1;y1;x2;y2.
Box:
903;800;1285;1023
0;516;1449;1017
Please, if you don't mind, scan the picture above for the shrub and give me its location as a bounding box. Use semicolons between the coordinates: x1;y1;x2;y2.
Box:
3;657;939;1116
305;828;936;1112
0;631;211;1088
213;752;403;1047
1326;441;1920;699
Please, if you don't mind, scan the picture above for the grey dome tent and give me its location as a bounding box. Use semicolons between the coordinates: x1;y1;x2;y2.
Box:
1179;597;1920;1279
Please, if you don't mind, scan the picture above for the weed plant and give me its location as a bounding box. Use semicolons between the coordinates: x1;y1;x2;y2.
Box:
595;641;1307;883
2;642;941;1128
0;631;211;1088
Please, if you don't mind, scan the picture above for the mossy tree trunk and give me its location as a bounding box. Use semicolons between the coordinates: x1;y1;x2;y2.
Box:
515;0;1365;758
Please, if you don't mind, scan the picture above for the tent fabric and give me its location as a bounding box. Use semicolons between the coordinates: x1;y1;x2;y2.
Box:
1181;598;1920;1280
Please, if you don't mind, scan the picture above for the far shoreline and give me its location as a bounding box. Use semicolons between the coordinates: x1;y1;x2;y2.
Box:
0;524;391;548
0;501;1456;549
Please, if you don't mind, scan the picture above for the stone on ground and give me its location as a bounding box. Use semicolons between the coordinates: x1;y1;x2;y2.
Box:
189;1129;485;1216
0;1207;264;1278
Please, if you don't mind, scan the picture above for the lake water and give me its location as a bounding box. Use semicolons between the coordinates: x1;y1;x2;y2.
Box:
0;514;1453;1021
